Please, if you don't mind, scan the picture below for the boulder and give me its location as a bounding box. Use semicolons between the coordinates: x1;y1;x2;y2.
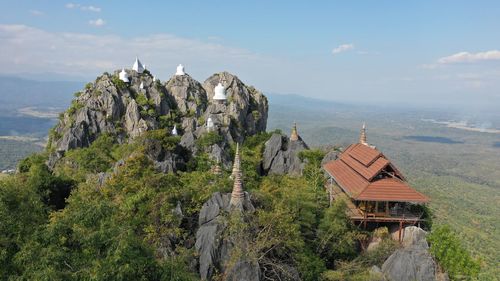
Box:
382;226;437;281
196;192;258;281
321;149;340;166
261;133;309;176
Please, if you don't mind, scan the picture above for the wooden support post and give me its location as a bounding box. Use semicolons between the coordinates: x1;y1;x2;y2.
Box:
385;201;389;217
398;221;403;242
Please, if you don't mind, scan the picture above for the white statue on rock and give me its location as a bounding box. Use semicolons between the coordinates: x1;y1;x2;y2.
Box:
119;69;129;83
175;64;185;76
206;117;215;132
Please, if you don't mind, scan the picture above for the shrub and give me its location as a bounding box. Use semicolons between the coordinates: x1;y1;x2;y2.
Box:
111;76;127;90
67;100;84;115
195;132;223;148
428;225;480;280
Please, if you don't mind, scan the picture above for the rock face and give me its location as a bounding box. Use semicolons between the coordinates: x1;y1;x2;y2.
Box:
261;133;309;176
203;72;268;143
382;226;437;281
48;69;268;171
195;192;258;281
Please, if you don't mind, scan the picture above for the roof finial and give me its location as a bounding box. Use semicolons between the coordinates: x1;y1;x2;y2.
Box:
290;122;299;141
230;143;244;207
360;122;367;145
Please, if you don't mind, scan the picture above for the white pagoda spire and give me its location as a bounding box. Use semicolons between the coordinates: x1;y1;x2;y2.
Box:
132;56;145;73
175;64;185;76
171;125;178;136
119;68;129;83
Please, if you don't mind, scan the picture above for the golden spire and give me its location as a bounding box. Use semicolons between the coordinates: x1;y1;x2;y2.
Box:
230;143;244;207
290;122;299;141
212;157;222;175
359;122;367;145
231;143;241;179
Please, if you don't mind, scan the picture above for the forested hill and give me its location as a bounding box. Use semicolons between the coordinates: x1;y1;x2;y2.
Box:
0;69;483;280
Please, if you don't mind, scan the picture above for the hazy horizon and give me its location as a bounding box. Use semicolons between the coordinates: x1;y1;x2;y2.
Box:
1;1;500;109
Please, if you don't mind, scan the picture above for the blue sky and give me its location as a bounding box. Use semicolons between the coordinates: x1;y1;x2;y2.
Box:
1;0;499;109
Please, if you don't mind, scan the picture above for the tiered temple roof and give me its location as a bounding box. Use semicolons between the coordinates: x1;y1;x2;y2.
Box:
323;125;428;203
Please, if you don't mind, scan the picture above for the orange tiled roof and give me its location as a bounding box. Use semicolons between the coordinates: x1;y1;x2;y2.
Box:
356;178;429;202
323;143;429;203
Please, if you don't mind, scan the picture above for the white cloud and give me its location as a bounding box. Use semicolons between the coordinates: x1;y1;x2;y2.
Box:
29;10;44;16
88;18;106;27
82;5;101;12
332;43;354;55
438;50;500;64
65;3;78;9
0;24;269;80
66;3;101;12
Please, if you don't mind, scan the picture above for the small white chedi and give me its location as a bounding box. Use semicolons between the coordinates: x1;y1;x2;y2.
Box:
213;82;227;101
206;117;215;131
119;69;129;83
132;56;145;73
175;64;185;76
171;125;178;136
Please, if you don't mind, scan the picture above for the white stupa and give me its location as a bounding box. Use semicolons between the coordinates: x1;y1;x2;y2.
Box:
119;69;129;83
132;56;145;73
175;64;185;76
139;81;144;90
206;117;215;131
153;76;156;82
213;83;227;102
171;125;178;136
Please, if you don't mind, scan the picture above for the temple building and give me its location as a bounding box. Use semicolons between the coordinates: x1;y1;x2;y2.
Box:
230;143;245;207
119;69;129;83
132;57;145;73
322;124;429;234
176;64;185;76
213;82;227;103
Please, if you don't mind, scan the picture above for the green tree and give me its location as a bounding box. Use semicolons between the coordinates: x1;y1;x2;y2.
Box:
317;199;358;267
428;225;480;280
0;177;48;279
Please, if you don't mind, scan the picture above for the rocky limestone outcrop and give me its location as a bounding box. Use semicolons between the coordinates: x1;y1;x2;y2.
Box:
195;192;258;281
261;133;309;176
48;69;268;171
382;226;438;281
50;70;171;153
203;72;268;144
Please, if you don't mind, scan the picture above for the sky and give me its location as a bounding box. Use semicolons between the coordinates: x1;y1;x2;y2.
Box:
1;0;500;110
